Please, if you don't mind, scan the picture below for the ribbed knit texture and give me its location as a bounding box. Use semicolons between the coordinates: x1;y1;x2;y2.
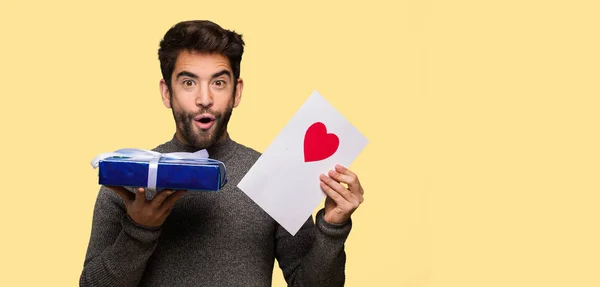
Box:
80;134;352;286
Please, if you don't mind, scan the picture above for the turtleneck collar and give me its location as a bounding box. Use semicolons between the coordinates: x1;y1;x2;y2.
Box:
167;132;237;162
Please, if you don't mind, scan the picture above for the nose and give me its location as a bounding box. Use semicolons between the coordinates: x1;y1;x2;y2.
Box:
195;84;213;108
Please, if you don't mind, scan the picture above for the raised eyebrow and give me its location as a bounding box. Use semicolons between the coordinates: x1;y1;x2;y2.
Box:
212;70;232;80
176;71;198;80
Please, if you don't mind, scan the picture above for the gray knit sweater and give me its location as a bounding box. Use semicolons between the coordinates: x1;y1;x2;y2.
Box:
80;134;352;286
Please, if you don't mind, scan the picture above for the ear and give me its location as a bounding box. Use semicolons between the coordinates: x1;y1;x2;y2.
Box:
233;78;243;108
160;79;171;109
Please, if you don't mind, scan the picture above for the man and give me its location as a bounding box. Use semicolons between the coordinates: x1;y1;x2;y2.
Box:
80;20;365;287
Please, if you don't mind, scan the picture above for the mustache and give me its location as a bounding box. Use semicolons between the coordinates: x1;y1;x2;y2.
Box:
186;109;220;118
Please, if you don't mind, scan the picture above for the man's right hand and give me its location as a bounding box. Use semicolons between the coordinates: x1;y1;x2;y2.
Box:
106;186;187;228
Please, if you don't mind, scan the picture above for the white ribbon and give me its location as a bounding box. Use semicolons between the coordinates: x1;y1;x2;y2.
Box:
91;148;215;192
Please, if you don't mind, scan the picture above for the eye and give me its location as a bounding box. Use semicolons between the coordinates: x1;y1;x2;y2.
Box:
214;80;226;87
183;80;195;87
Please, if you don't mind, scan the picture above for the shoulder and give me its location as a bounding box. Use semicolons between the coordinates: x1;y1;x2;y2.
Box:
151;141;175;153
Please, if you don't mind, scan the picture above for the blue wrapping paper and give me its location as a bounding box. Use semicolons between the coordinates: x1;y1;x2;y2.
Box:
92;150;227;192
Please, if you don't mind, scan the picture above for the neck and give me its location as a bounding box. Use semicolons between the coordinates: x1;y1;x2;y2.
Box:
172;131;236;161
206;132;231;156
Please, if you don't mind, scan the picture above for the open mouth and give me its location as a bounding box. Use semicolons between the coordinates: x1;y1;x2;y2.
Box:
194;114;216;129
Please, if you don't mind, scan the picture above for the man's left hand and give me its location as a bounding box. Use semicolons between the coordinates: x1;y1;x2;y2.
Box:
319;164;365;225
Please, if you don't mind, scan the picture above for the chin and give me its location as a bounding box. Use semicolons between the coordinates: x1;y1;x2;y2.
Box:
192;134;219;149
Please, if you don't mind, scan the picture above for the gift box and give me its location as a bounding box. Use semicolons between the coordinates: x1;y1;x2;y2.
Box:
91;148;227;192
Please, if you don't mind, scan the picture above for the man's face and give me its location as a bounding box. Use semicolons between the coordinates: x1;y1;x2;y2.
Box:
160;51;243;150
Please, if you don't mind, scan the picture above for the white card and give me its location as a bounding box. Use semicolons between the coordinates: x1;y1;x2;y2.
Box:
237;90;368;235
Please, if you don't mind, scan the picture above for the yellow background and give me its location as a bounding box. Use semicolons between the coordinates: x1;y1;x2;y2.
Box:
1;0;599;286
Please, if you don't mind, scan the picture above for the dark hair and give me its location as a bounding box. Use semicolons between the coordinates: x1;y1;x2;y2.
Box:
158;20;245;93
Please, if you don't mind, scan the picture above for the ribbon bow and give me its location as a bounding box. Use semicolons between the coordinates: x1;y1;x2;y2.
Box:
91;148;218;192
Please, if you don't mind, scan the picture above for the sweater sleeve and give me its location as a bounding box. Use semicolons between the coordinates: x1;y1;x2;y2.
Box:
275;208;352;287
79;186;162;287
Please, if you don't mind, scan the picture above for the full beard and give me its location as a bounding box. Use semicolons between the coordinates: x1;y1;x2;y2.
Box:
173;106;233;150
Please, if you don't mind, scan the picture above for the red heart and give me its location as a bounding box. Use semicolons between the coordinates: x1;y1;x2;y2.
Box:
304;122;339;162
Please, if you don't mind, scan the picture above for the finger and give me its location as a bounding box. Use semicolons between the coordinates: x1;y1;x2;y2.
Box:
328;169;354;187
105;185;134;205
159;190;187;214
356;192;364;204
320;180;360;212
333;165;363;195
320;180;346;205
133;187;148;203
320;174;355;204
151;189;174;207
